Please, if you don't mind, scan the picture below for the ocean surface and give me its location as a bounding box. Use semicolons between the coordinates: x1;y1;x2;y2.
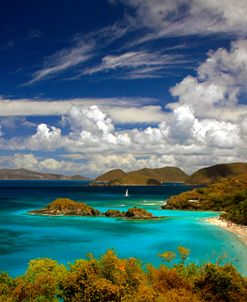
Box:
0;180;246;276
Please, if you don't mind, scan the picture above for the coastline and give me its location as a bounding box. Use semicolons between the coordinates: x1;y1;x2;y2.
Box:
206;217;247;247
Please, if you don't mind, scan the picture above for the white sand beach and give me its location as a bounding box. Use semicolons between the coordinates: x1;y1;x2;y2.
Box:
206;217;247;247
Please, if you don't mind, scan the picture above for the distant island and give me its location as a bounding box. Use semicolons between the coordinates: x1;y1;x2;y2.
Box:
92;167;188;186
29;198;162;220
92;162;247;186
1;162;247;185
0;168;88;180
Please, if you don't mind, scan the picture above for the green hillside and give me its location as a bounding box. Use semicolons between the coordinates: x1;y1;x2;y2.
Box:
164;174;247;225
110;174;161;185
94;169;126;182
95;166;188;185
128;167;188;182
186;163;247;185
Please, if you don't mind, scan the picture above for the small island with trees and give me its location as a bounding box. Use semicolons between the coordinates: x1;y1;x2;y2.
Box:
29;198;163;220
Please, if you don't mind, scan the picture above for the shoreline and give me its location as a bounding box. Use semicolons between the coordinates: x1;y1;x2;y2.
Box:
206;217;247;247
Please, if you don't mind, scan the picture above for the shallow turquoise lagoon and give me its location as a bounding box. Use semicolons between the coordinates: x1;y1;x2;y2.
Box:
0;181;246;276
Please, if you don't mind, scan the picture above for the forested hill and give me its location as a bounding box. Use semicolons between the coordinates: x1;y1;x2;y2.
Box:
186;163;247;185
163;174;247;225
93;162;247;185
93;167;188;185
94;169;127;182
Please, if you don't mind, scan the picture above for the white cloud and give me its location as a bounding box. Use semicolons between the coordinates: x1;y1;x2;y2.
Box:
26;42;95;85
169;40;247;119
240;115;247;136
27;123;62;151
28;43;95;85
4;97;243;174
12;153;86;175
115;0;247;39
25;20;130;85
1;41;247;175
13;153;39;171
0;97;165;124
83;50;186;78
22;0;247;87
66;105;115;135
0;117;36;129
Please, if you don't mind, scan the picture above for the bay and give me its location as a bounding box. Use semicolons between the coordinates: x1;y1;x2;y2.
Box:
0;180;246;276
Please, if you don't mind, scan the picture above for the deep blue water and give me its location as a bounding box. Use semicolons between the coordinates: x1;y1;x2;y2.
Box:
0;180;246;276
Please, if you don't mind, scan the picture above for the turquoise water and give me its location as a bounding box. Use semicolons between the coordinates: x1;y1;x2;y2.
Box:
0;181;246;276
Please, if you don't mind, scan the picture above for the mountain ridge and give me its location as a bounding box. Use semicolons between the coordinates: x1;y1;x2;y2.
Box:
186;162;247;184
1;162;247;183
93;162;247;185
93;166;188;185
0;168;88;180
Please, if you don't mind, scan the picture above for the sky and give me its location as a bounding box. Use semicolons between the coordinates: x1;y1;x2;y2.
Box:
0;0;247;177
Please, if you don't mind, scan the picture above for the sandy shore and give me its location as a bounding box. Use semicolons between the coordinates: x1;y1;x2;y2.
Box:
206;217;247;247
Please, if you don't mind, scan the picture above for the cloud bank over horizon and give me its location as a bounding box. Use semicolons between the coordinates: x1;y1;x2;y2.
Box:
1;39;247;177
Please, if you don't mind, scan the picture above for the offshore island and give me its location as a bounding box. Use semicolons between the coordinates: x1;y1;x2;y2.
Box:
29;197;163;220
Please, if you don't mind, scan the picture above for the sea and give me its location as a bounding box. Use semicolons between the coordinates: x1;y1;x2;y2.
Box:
0;180;246;276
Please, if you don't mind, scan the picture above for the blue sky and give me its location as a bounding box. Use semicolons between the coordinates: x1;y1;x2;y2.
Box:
0;0;247;176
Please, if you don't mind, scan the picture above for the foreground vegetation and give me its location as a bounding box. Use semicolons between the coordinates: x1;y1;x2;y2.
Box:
1;248;247;302
163;175;247;225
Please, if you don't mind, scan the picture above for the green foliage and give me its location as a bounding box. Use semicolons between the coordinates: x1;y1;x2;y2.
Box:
30;198;101;216
159;251;176;263
105;209;124;217
125;207;154;219
178;246;190;263
195;263;247;302
164;175;247;225
0;250;246;302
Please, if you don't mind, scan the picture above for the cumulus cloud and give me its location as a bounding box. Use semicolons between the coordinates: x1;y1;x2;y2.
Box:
169;39;247;119
13;153;39;171
12;153;85;174
27;124;62;151
1;41;247;175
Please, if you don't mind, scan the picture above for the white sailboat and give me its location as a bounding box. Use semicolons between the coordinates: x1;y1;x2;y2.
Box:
124;189;129;197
